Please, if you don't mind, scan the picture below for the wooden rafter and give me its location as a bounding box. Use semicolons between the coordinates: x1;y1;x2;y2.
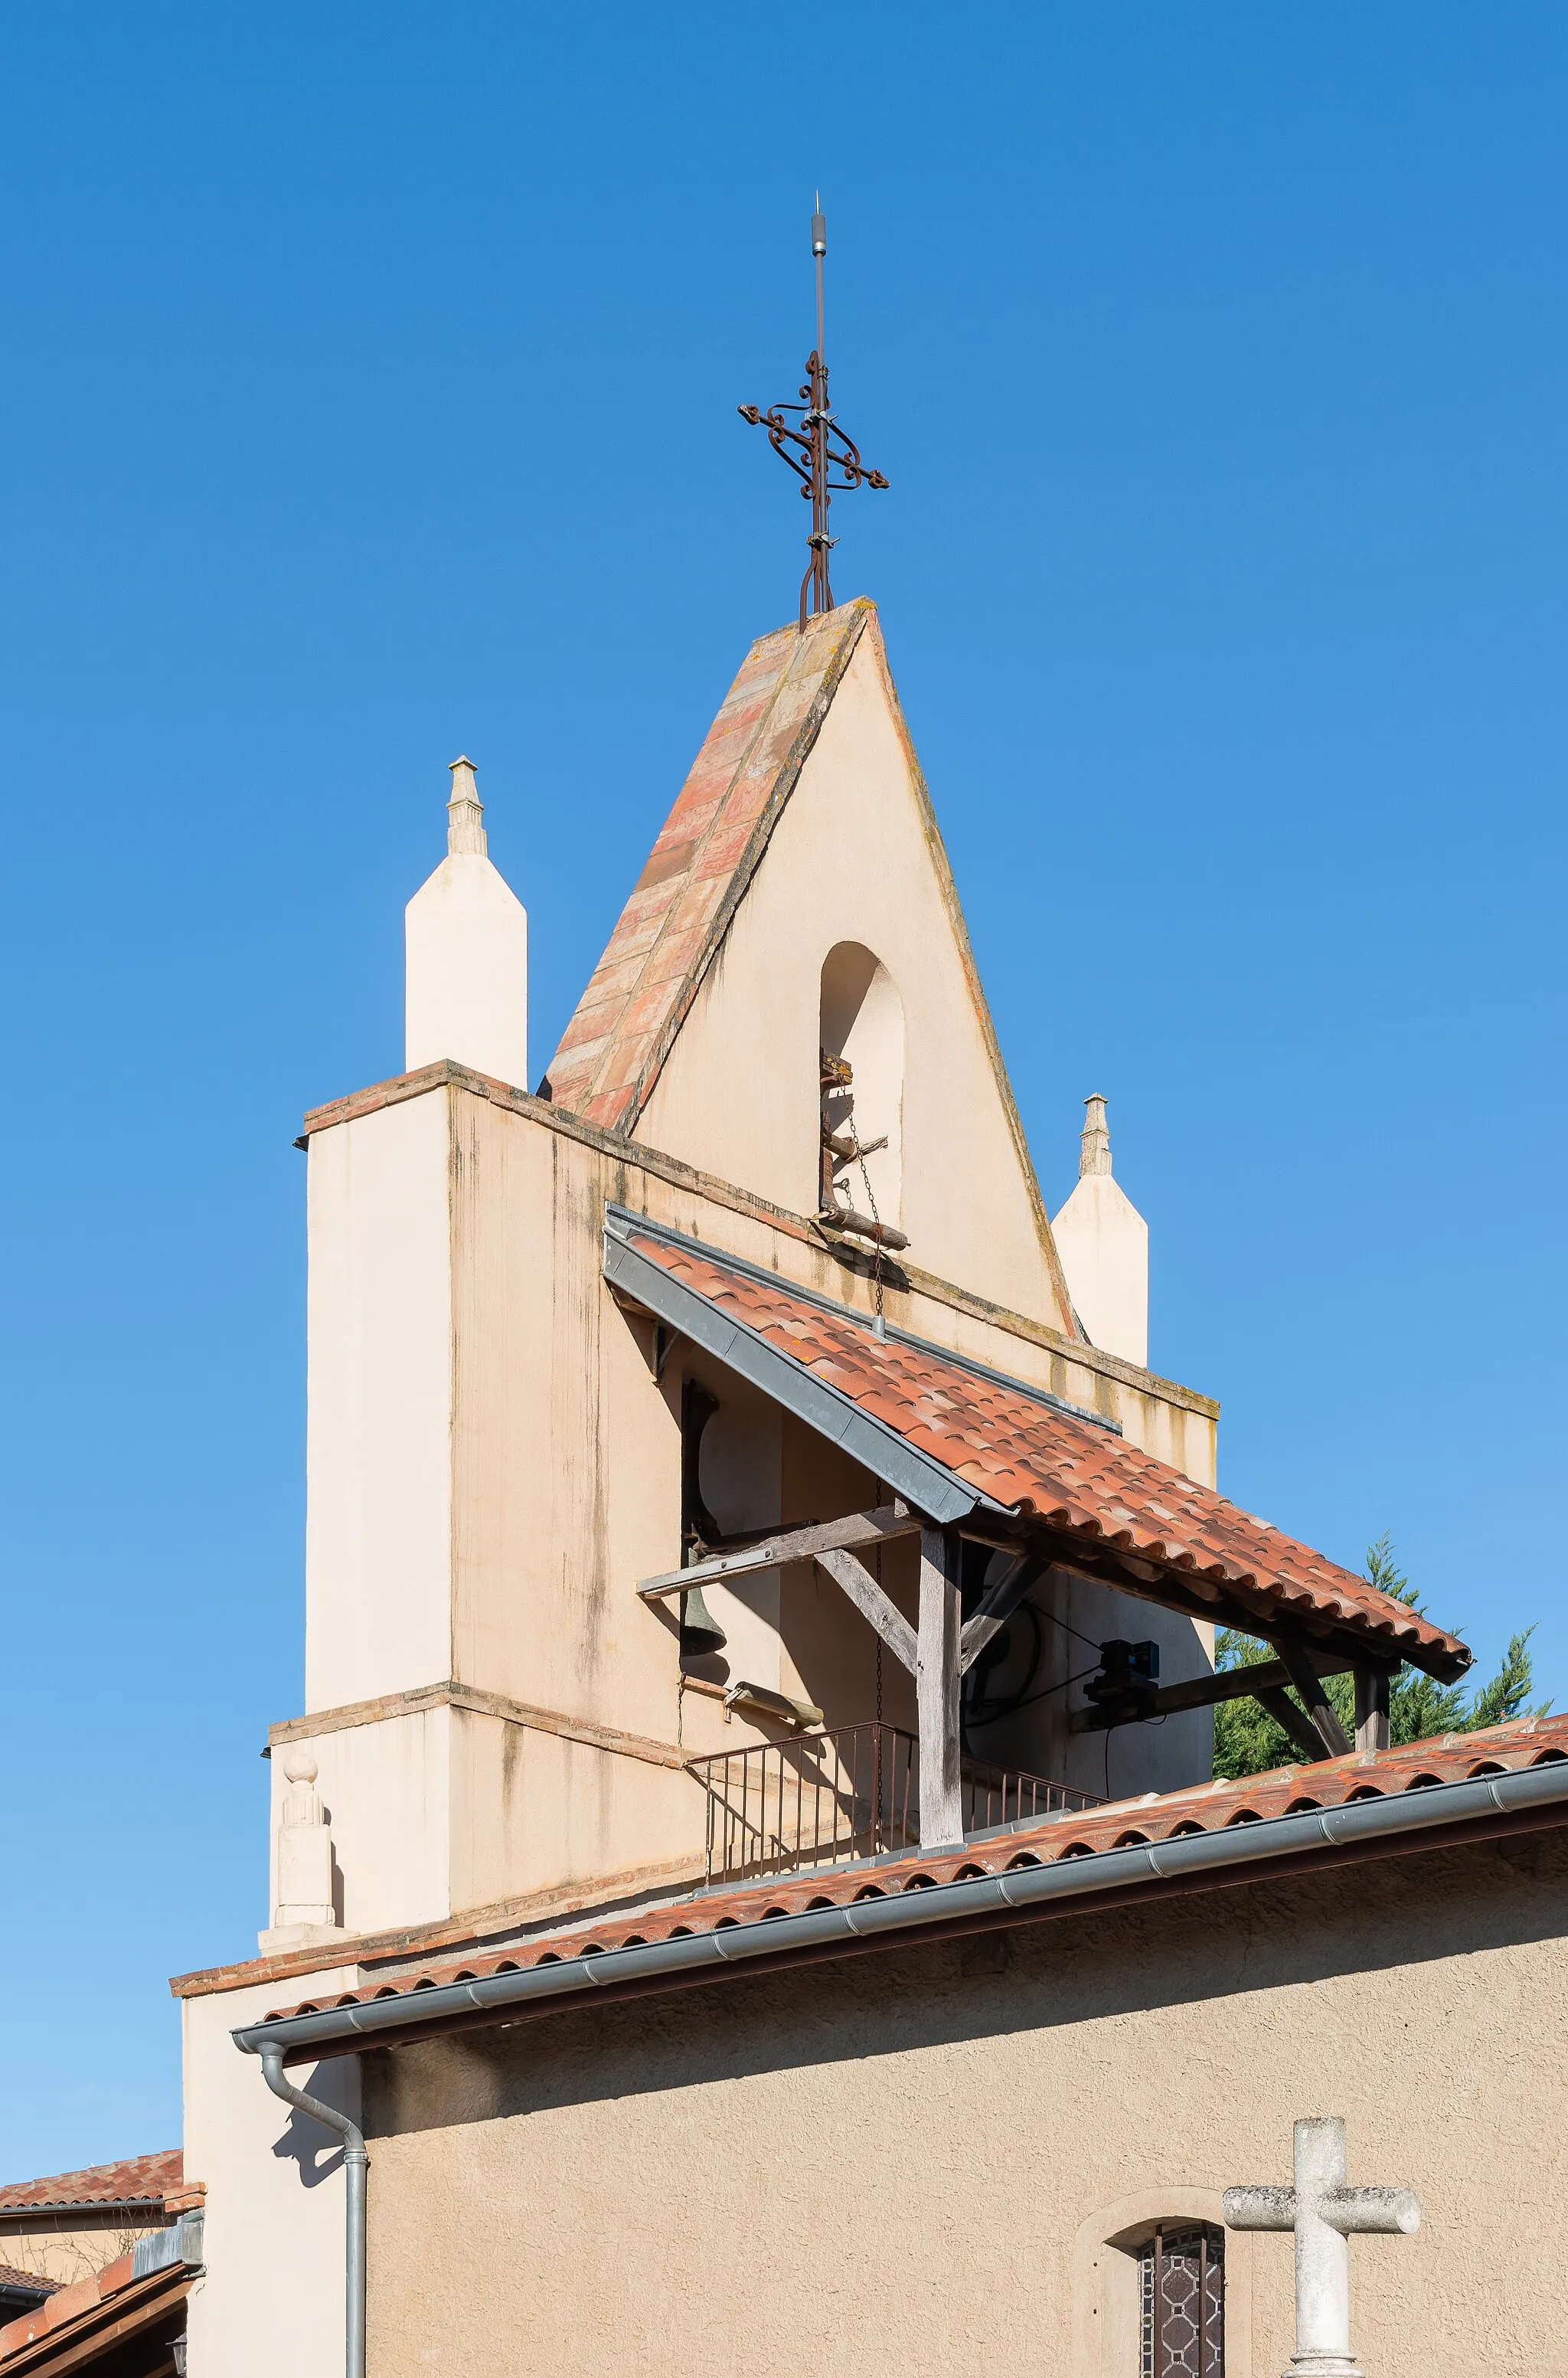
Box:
1070;1651;1354;1732
636;1506;918;1602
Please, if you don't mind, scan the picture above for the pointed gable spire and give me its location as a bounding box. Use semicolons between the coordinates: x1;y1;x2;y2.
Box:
543;603;870;1130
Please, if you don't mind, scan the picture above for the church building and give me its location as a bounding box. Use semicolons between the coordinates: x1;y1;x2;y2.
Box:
7;596;1566;2378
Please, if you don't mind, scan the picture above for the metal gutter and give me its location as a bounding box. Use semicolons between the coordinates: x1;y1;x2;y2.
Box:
606;1202;1122;1436
234;1759;1568;2068
602;1209;988;1526
0;2200;173;2223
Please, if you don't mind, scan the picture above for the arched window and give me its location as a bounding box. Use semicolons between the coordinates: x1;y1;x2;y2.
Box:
818;943;903;1228
1073;2194;1244;2378
1138;2224;1224;2377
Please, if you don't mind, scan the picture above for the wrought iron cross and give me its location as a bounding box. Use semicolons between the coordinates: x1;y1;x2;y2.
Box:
1225;2117;1419;2378
739;204;889;633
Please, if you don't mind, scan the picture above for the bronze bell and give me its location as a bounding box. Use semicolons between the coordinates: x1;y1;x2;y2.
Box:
679;1585;727;1658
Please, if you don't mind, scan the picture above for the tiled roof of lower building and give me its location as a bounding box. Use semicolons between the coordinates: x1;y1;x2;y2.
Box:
266;1713;1568;2026
611;1216;1469;1677
0;2155;182;2219
0;2236;197;2375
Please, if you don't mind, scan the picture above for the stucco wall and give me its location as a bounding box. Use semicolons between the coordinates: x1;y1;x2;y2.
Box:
287;1082;1217;1938
183;1967;363;2378
0;2215;161;2289
361;1831;1568;2377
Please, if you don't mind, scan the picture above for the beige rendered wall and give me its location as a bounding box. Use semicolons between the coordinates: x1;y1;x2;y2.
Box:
639;634;1068;1333
267;1705;454;1936
292;1080;1217;1936
362;1830;1568;2378
0;2216;162;2289
182;1966;364;2378
305;1091;454;1712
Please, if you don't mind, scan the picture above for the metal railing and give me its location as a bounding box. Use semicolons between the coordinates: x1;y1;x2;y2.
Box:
688;1721;1102;1889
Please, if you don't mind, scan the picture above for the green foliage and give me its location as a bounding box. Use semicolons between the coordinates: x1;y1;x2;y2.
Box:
1212;1534;1548;1781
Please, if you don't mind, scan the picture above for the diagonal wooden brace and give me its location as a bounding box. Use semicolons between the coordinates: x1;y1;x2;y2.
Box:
1275;1641;1353;1759
1256;1684;1334;1765
959;1551;1047;1676
813;1547;919;1675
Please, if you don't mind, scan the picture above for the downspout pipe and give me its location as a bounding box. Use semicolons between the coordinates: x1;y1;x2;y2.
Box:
259;2042;367;2378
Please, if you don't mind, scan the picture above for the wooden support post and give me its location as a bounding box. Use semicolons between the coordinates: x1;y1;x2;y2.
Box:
1354;1667;1392;1753
917;1525;964;1850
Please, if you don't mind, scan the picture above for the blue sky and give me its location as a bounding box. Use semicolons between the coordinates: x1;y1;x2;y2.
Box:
2;3;1563;2178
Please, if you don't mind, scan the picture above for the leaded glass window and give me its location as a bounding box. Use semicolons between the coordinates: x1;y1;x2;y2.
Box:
1138;2223;1223;2377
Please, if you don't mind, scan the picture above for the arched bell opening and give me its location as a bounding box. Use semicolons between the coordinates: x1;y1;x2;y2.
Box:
818;941;904;1230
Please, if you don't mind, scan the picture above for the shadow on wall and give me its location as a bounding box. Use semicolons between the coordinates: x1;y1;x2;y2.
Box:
361;1829;1568;2139
270;2054;361;2187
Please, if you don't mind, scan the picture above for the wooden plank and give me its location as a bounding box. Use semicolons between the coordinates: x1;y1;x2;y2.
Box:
1256;1683;1332;1764
958;1552;1048;1676
1069;1652;1355;1730
1276;1641;1354;1758
1031;1536;1444;1683
813;1547;919;1674
917;1526;964;1848
635;1506;919;1601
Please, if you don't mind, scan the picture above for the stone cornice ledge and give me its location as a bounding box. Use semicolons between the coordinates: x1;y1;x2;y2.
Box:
267;1680;688;1771
297;1061;1218;1423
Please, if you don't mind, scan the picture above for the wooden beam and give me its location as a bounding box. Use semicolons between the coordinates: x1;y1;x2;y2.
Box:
636;1506;919;1602
959;1552;1049;1676
1256;1683;1333;1765
1355;1666;1392;1753
812;1546;919;1675
917;1526;964;1848
1019;1529;1442;1685
1070;1652;1356;1731
1276;1641;1354;1758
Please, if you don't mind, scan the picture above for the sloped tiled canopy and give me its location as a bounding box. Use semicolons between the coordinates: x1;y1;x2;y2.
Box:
605;1208;1471;1683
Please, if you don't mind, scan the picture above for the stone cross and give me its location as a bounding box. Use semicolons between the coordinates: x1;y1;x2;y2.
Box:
1224;2118;1419;2378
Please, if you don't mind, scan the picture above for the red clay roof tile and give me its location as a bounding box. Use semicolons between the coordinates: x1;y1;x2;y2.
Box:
0;2156;182;2219
0;2240;196;2370
263;1716;1568;2027
623;1225;1470;1677
544;607;871;1131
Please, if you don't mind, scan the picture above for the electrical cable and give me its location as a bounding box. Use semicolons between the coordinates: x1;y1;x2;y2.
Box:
964;1657;1102;1730
1037;1602;1103;1657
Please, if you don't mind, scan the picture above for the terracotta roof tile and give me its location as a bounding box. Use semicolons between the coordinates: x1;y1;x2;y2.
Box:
0;2258;134;2365
623;1225;1470;1676
0;2156;182;2219
544;606;871;1131
266;1716;1568;2026
0;2235;197;2370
